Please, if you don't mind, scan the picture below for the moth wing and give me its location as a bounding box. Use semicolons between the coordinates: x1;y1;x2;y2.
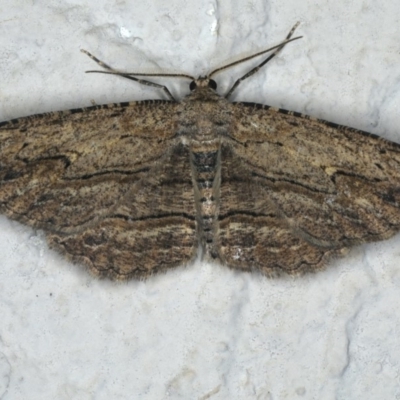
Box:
218;102;400;275
0;101;197;279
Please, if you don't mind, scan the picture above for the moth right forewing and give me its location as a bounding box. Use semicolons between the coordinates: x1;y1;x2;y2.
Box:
228;102;400;245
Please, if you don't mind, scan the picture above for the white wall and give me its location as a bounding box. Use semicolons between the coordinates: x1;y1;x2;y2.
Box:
1;1;400;398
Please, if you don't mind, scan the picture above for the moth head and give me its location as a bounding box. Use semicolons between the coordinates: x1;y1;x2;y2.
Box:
189;77;217;91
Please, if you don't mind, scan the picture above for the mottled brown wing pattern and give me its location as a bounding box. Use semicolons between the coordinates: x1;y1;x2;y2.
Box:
218;102;400;275
218;144;342;276
0;101;197;279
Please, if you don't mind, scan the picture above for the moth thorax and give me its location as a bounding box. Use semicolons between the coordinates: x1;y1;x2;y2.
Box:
189;136;221;149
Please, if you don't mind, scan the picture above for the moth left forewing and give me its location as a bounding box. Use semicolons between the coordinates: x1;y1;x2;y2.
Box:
0;100;180;230
218;101;400;275
0;100;198;280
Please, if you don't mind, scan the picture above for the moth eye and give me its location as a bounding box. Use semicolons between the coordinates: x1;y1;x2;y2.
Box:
208;79;217;90
189;81;197;91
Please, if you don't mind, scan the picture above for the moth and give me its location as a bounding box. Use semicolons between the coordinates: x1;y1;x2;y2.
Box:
1;24;400;280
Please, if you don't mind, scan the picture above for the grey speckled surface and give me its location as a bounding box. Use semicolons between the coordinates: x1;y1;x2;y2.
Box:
1;1;400;399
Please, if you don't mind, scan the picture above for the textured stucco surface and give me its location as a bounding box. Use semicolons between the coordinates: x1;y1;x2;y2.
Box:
1;1;400;399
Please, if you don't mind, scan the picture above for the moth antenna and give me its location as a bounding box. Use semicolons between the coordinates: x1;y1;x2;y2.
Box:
80;49;195;101
207;22;302;98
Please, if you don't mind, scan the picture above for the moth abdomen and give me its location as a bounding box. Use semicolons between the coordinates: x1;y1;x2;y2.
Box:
190;145;221;259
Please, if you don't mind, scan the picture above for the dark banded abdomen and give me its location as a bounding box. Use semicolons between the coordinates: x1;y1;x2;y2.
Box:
190;143;221;259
